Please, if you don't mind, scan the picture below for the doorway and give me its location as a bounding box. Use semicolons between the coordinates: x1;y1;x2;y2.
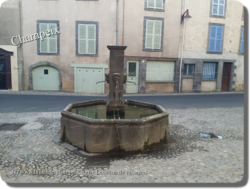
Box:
0;57;6;89
221;63;231;91
126;61;139;93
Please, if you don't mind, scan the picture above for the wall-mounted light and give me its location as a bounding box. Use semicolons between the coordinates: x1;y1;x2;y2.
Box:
181;9;192;23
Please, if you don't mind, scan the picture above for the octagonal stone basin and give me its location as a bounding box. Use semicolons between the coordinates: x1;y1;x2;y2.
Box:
60;100;169;153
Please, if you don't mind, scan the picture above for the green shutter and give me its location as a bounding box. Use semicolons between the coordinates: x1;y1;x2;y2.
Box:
78;24;87;54
147;0;155;8
48;23;57;53
145;20;154;49
87;25;96;54
39;23;48;53
78;24;96;54
155;0;163;9
153;21;162;49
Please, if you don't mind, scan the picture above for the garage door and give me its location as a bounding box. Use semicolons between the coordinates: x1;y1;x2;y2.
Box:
76;68;104;94
32;66;59;90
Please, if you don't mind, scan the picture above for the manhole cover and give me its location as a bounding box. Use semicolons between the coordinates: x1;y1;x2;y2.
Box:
47;160;62;167
0;123;26;131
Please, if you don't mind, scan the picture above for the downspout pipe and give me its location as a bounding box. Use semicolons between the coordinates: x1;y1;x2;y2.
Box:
116;0;119;46
179;0;186;93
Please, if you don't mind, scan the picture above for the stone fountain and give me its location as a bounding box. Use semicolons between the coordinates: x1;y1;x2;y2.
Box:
60;46;169;153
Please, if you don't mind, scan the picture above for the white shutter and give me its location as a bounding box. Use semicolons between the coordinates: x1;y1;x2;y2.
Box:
87;25;96;54
153;21;162;49
78;24;87;54
48;23;57;53
39;23;48;53
147;0;155;8
155;0;163;9
145;20;154;49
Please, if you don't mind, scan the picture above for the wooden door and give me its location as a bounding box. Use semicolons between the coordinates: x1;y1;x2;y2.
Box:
221;63;231;91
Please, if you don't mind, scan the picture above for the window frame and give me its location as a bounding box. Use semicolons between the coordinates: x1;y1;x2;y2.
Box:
202;62;218;80
76;21;99;57
207;23;225;54
143;17;164;52
183;64;195;77
144;0;165;12
210;0;227;19
37;20;60;56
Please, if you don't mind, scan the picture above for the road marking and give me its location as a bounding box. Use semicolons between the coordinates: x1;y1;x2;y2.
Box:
24;107;37;110
1;107;14;110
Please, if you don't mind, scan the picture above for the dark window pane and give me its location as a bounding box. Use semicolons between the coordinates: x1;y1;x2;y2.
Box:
128;62;136;76
44;69;48;75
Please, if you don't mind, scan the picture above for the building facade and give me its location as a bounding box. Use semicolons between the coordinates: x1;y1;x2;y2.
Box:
175;0;244;93
0;0;244;94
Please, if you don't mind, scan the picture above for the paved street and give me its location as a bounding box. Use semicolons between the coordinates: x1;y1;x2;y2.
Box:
0;92;245;184
0;93;244;112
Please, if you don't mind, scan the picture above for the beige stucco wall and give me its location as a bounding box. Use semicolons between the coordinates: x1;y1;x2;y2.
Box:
0;45;19;91
121;0;182;58
201;80;216;92
21;0;116;92
182;78;193;92
182;0;244;91
145;82;174;93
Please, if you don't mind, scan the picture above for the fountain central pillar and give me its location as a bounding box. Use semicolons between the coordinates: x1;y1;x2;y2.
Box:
106;46;127;115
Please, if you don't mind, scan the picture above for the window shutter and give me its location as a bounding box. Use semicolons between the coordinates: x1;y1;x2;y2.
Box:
212;0;225;16
78;24;87;54
147;0;155;8
145;20;154;49
209;25;217;52
39;23;48;53
155;0;163;9
48;23;57;53
153;21;162;49
241;28;244;53
215;26;223;52
87;25;96;54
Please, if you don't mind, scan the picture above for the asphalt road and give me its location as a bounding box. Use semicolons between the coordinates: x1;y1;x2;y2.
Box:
0;93;244;113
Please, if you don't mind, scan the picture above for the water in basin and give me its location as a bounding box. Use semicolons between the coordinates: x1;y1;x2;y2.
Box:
71;104;159;119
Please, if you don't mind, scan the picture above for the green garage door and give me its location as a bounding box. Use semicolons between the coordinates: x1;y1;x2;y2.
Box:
76;68;104;94
32;66;59;90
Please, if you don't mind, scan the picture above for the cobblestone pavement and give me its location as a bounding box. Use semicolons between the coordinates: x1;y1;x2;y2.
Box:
0;107;244;183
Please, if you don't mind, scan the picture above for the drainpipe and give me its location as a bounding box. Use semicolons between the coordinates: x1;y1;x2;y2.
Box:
116;0;119;46
179;0;186;93
19;0;24;91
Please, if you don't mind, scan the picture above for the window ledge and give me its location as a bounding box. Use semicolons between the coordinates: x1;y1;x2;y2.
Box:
146;81;174;83
202;79;217;81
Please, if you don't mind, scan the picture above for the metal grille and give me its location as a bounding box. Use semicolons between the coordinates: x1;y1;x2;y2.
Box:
128;62;136;76
0;123;25;131
47;160;62;167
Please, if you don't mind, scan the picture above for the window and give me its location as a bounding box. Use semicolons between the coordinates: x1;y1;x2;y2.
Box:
202;62;217;79
184;64;195;76
76;21;98;56
44;69;48;75
145;0;164;11
146;61;174;81
37;20;59;55
143;17;164;51
240;27;244;54
211;0;226;17
208;24;224;53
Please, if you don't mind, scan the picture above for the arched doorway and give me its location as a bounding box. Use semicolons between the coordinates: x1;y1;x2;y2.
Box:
29;61;61;91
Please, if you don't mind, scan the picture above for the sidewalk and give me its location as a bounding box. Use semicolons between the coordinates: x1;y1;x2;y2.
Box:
0;90;244;97
0;107;244;183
